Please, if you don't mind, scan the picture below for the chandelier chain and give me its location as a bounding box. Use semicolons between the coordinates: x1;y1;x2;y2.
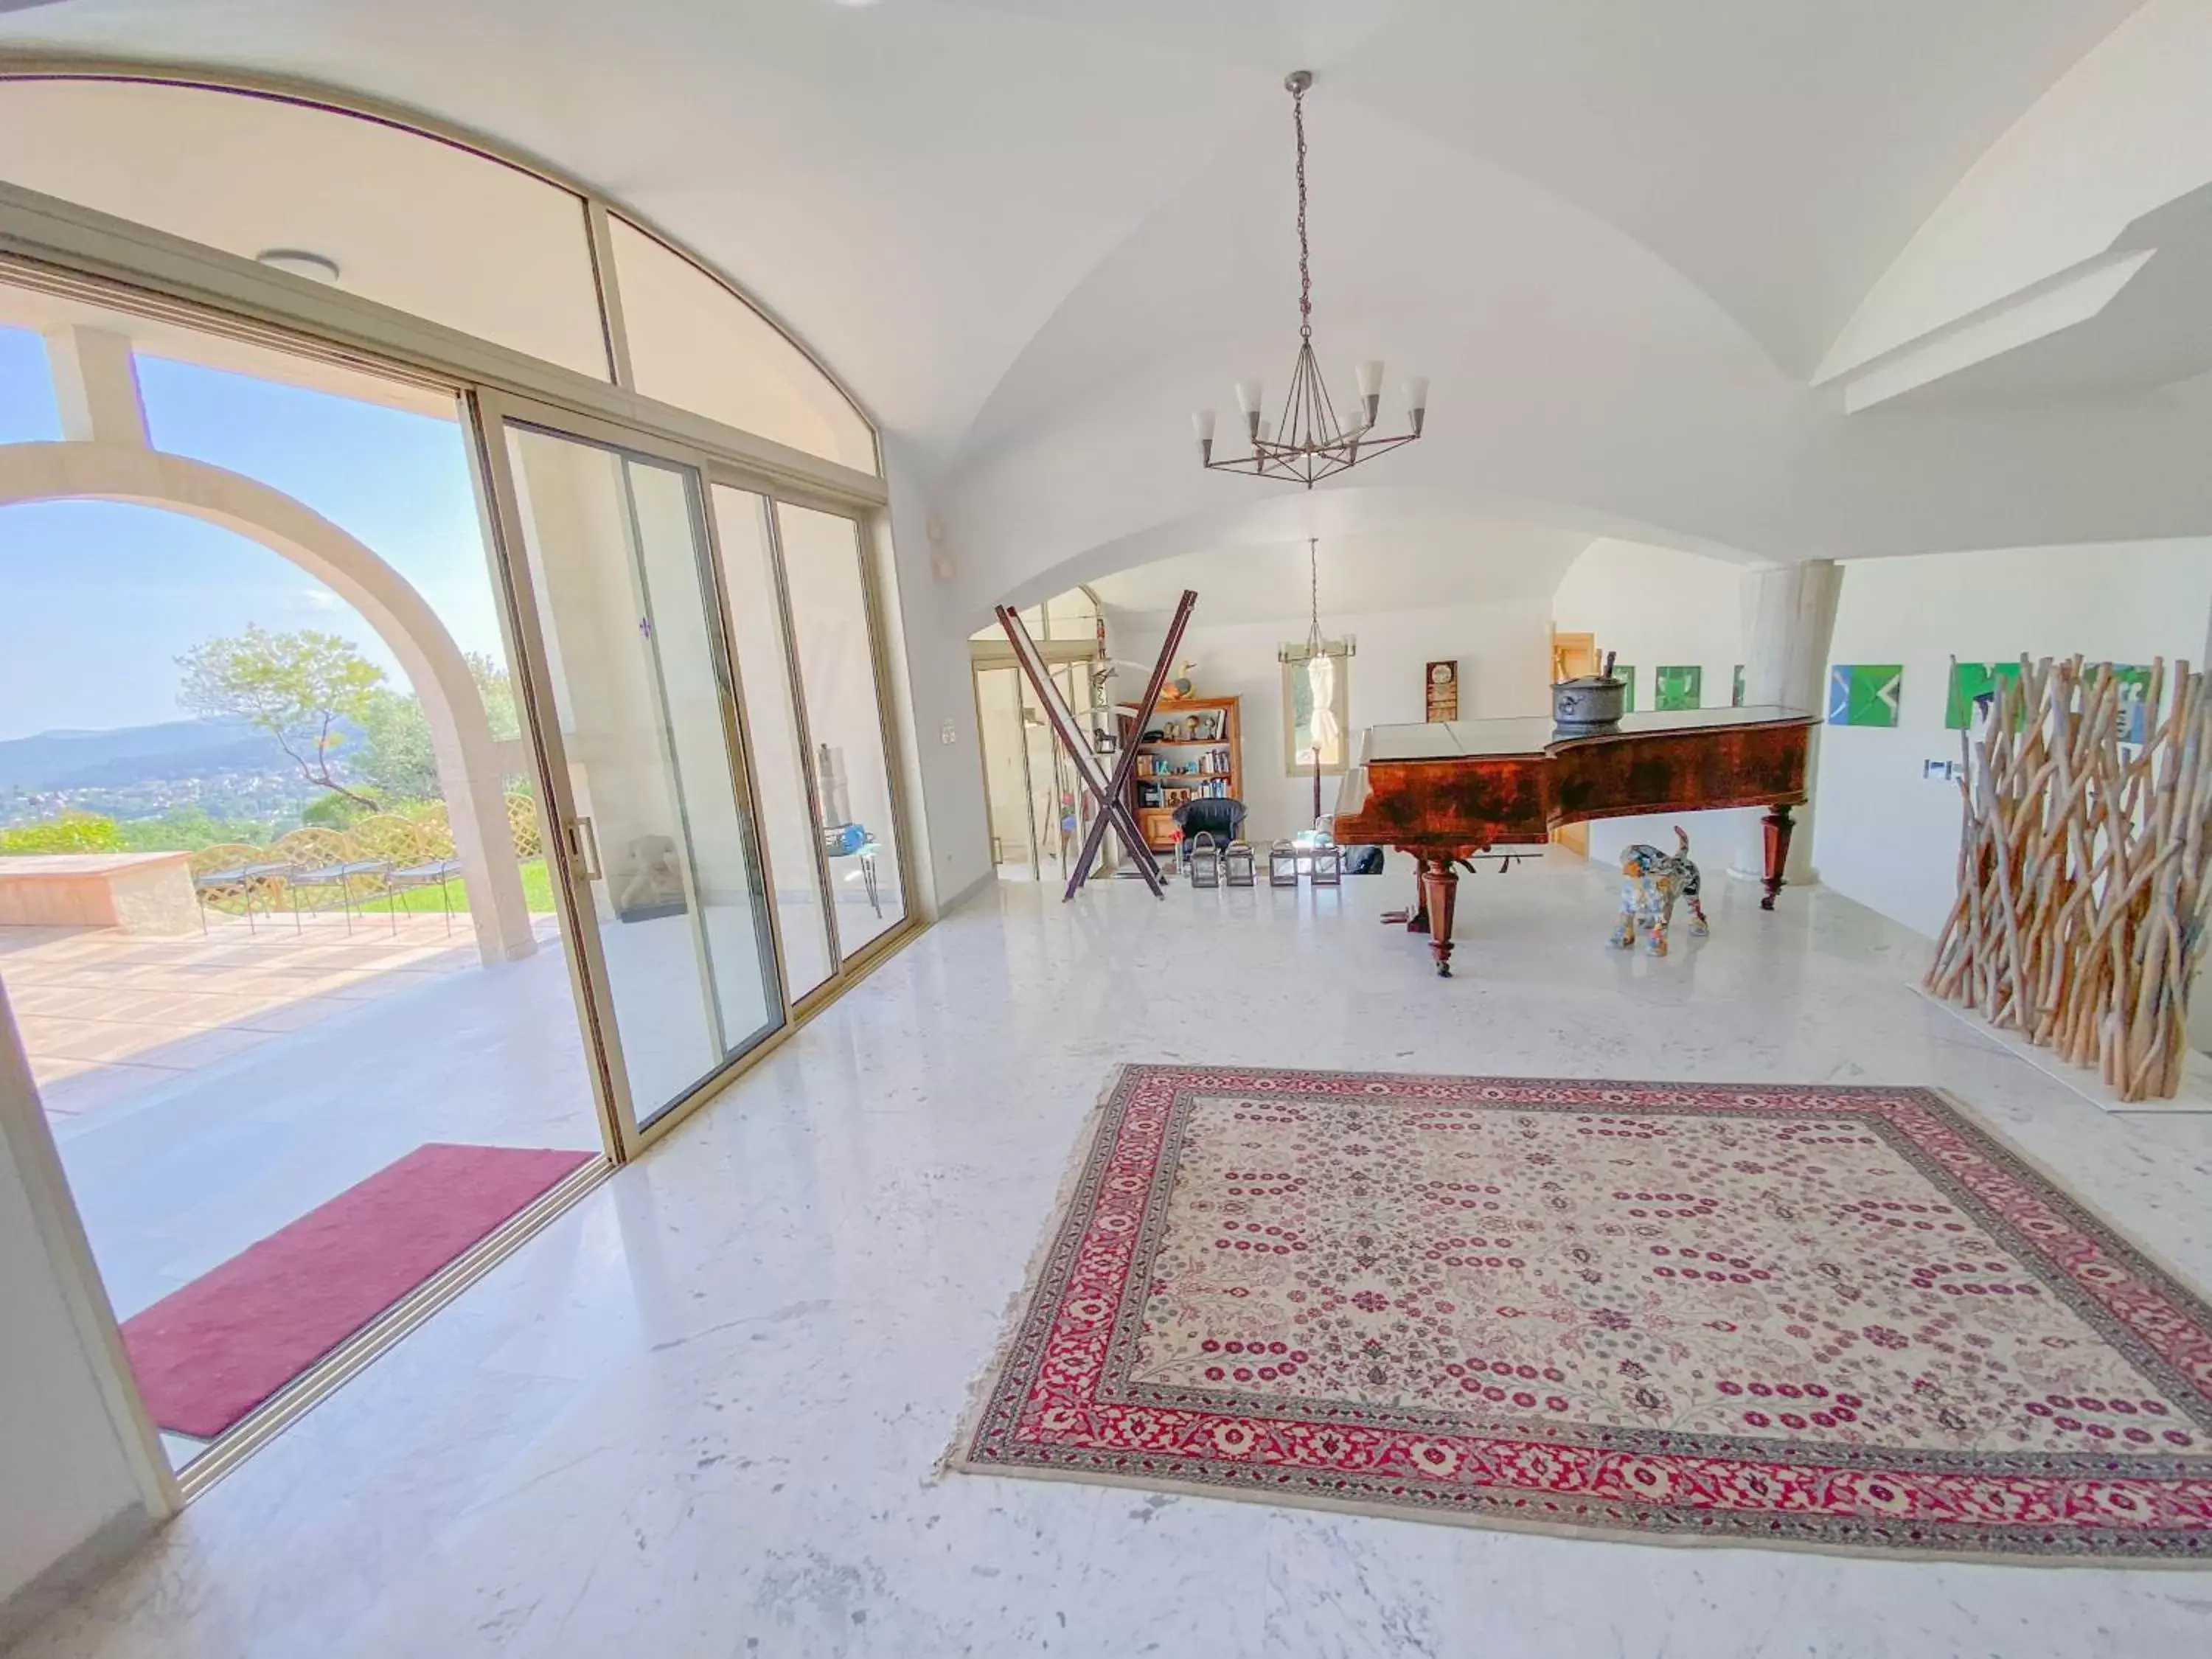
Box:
1307;537;1322;655
1193;69;1425;489
1293;75;1312;341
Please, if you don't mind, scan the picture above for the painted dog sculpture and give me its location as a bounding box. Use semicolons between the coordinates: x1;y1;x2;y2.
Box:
1610;826;1708;956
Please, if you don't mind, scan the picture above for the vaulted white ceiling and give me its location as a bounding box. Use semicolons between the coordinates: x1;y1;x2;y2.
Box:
7;0;2209;611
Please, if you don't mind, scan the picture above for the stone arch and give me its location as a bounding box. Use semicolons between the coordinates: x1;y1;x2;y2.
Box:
0;439;536;962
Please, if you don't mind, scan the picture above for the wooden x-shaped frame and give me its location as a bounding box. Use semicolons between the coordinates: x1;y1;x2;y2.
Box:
995;590;1198;900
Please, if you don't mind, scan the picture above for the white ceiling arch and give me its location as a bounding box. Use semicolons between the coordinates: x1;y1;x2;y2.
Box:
6;0;2208;611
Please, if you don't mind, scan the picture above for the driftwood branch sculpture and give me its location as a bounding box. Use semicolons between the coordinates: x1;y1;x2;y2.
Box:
1924;655;2211;1102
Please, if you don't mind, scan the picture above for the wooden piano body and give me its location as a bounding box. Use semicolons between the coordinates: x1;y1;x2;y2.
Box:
1331;706;1819;975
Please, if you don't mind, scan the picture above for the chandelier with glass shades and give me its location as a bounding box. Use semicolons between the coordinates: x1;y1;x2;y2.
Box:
1192;70;1427;490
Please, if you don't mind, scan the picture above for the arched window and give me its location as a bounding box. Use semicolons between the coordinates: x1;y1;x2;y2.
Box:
0;75;875;473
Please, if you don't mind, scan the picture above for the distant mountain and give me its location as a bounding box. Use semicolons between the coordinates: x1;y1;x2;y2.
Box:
0;718;292;793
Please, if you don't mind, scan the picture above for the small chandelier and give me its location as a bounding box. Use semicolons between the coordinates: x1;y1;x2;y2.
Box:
1192;70;1427;490
1278;538;1356;822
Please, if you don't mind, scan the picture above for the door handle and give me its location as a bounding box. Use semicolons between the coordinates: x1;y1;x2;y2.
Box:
564;815;604;881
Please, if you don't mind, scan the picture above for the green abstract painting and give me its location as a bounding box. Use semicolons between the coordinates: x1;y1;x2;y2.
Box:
1615;666;1636;712
1827;664;1902;728
1944;661;2021;730
1655;665;1702;712
2111;664;2153;745
1732;664;1745;707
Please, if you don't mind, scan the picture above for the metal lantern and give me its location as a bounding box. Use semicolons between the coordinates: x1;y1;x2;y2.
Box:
1268;841;1301;886
1309;842;1342;886
1189;832;1222;888
1224;840;1256;886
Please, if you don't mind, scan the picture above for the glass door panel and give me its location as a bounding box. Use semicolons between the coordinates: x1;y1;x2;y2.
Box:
503;425;781;1130
776;504;906;956
709;483;834;1000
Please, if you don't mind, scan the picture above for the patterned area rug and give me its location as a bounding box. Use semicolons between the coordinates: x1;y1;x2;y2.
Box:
954;1066;2212;1560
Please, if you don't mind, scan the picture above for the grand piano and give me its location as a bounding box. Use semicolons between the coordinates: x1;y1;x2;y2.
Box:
1332;705;1820;975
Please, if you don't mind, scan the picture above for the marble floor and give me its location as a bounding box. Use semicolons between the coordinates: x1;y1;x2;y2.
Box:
15;851;2212;1658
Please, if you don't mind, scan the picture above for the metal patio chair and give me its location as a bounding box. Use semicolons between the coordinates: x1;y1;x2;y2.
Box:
272;827;387;935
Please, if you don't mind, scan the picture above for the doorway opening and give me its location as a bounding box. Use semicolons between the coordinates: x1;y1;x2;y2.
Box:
0;296;602;1477
970;589;1111;885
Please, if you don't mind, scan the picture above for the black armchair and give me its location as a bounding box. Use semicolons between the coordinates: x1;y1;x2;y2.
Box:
1172;798;1247;844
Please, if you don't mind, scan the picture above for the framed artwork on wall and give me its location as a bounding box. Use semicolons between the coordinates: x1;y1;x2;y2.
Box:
1655;665;1702;711
1944;661;2022;731
2112;664;2152;745
1828;663;1902;727
1425;659;1460;722
1732;664;1745;706
1615;666;1636;712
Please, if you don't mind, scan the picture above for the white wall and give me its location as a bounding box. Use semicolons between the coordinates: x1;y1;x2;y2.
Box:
1812;540;2212;940
1551;539;1753;869
881;436;994;916
0;984;159;1644
1115;597;1553;846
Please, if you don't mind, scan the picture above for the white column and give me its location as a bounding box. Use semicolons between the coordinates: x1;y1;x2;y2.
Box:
1731;559;1840;886
41;327;149;449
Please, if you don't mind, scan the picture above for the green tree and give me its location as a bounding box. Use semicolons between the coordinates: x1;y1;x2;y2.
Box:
355;689;439;802
470;653;521;743
353;652;521;804
0;811;124;854
177;626;386;810
114;807;273;852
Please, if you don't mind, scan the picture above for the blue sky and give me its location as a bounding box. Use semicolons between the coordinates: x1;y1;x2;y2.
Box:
0;324;511;742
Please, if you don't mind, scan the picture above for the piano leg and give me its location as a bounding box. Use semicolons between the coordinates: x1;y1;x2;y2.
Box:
1760;802;1795;911
1419;855;1459;975
1381;872;1430;931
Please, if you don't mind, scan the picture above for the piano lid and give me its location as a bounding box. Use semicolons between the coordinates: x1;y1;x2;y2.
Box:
1357;705;1817;763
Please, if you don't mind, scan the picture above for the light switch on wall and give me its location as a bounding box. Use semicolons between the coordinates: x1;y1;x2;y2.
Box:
940;719;959;745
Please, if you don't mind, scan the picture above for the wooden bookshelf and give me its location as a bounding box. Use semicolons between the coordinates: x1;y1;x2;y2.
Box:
1127;695;1242;852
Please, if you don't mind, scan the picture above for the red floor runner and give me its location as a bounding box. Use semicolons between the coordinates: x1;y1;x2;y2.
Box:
121;1143;595;1440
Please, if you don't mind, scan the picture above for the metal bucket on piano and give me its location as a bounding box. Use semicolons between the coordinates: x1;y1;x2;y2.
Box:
1552;672;1626;738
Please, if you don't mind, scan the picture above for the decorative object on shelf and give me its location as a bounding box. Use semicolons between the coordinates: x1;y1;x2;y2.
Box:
1924;655;2211;1102
1827;662;1902;727
995;590;1197;900
1188;832;1222;888
1171;661;1197;699
1424;659;1459;722
1268;841;1301;887
1655;664;1703;712
1608;827;1708;957
1551;650;1625;737
1190;72;1427;490
1224;841;1256;886
1279;538;1354;820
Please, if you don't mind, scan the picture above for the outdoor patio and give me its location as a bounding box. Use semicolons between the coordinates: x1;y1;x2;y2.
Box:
0;911;598;1403
2;909;560;1123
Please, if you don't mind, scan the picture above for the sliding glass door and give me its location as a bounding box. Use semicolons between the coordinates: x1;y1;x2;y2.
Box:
471;394;916;1151
491;417;782;1138
711;486;835;1001
775;504;908;958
